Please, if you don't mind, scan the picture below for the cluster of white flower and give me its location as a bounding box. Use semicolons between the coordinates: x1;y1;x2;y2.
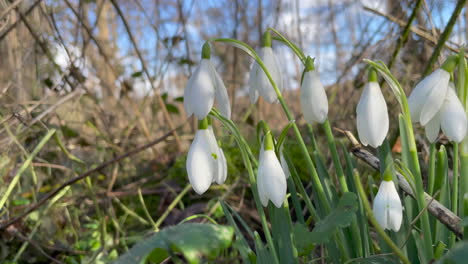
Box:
183;33;468;231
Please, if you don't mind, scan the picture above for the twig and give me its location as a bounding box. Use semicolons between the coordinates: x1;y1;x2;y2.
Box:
0;0;24;22
387;0;423;70
337;128;463;239
0;0;42;42
109;0;182;151
0;121;187;230
423;0;467;75
363;5;466;57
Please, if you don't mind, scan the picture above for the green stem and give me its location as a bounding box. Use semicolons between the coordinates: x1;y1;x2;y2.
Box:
377;140;396;182
154;184;191;230
322;120;348;192
211;111;280;264
428;143;437;195
352;170;410;264
422;0;467;75
450;143;459;246
461;152;468;220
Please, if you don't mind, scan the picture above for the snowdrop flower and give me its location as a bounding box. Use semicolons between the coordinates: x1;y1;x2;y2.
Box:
373;180;403;231
300;57;328;124
208;125;227;184
257;133;287;208
408;55;457;126
424;83;467;143
356;69;389;148
186;119;227;194
440;85;467;142
184;42;231;120
249;31;283;104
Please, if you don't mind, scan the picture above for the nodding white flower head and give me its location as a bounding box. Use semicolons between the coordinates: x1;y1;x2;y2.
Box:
424;83;468;143
373;180;403;232
249;31;283;104
301;57;328;124
184;43;231;120
440;84;467;142
257;133;287;208
408;56;458;126
356;69;389;148
186;119;227;194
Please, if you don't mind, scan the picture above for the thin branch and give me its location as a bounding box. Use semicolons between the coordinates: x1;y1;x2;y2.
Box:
363;4;466;58
423;0;467;75
387;0;423;70
109;0;182;151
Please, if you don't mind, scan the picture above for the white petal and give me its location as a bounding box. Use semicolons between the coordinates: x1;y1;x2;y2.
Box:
257;47;280;103
372;186;388;230
301;71;328;124
187;59;216;119
186;129;216;194
257;151;269;207
207;126;222;184
441;86;468;142
209;62;231;119
384;181;403;231
425;111;441;143
270;49;284;93
373;181;402;231
408;69;449;125
259;150;287;208
356;82;389;148
217;148;227;184
248;63;259;103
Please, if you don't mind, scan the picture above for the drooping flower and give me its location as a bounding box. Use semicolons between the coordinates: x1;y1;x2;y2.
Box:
408;55;457;126
208;125;227;184
356;69;389;148
373;180;403;232
440;85;468;142
424;82;468;143
300;56;328;124
257;133;287;208
249;31;283;104
184;42;231;120
186;119;227;194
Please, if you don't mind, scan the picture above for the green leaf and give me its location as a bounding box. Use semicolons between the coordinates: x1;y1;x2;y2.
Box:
310;192;358;244
174;96;184;102
166;103;179;114
438;241;468;264
292;224;315;256
253;232;275;264
114;223;234;264
292;192;358;255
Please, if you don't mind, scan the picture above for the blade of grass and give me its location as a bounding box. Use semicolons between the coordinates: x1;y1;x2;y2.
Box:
0;129;56;210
